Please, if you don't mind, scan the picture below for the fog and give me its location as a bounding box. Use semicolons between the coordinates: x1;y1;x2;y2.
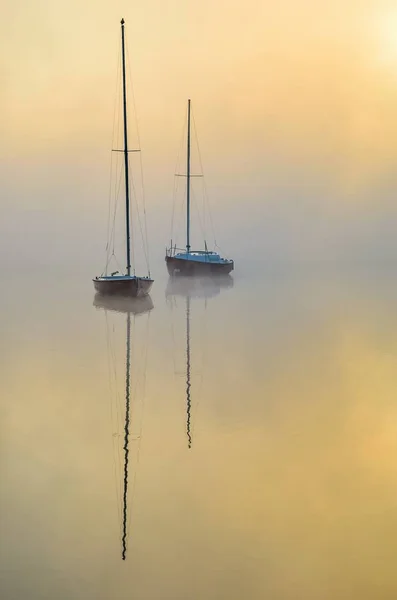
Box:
2;2;397;599
2;0;397;274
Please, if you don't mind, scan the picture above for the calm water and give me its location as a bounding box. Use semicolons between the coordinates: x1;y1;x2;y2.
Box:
1;261;397;599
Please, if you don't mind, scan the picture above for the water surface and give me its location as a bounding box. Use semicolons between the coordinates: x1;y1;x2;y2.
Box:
1;262;397;599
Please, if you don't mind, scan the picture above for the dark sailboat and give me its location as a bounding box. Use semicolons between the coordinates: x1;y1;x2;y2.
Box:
93;19;153;297
165;100;234;276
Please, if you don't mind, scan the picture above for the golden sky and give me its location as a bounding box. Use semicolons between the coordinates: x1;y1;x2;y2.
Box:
2;0;397;264
3;0;397;164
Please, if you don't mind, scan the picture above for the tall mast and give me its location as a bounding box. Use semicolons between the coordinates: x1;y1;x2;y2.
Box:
186;99;191;254
121;19;132;276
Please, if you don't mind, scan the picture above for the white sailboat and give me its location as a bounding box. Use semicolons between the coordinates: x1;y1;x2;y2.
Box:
94;19;153;297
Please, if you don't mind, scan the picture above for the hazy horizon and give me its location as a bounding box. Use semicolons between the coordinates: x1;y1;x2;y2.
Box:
2;0;397;273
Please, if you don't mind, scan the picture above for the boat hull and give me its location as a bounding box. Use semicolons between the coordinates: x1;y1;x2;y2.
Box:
166;256;234;276
93;276;153;297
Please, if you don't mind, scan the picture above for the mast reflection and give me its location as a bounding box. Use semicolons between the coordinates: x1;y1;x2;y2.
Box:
122;310;131;560
186;295;192;448
165;274;234;300
166;275;234;448
94;293;153;560
93;293;154;315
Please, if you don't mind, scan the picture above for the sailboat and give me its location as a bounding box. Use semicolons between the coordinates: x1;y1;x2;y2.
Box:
165;99;234;276
93;19;153;297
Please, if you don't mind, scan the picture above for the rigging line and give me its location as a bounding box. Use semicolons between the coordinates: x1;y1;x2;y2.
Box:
113;109;122;210
110;315;126;499
171;112;188;241
115;39;123;172
139;156;151;275
105;162;124;274
125;41;151;275
189;108;206;239
173;179;187;249
168;292;178;377
105;40;122;262
105;149;114;269
107;47;123;269
125;40;141;150
125;312;138;545
108;153;120;265
125;317;146;539
170;172;180;246
170;110;188;242
191;112;217;245
105;310;122;525
108;314;124;496
107;254;124;278
107;31;124;269
142;311;151;401
190;185;207;243
111;319;127;528
110;160;123;260
127;311;151;542
192;298;208;439
129;157;150;274
107;323;123;522
128;157;136;275
171;173;183;247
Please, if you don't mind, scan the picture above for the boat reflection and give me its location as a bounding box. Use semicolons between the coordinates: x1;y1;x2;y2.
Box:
166;275;233;448
165;274;234;299
93;293;154;315
94;293;152;560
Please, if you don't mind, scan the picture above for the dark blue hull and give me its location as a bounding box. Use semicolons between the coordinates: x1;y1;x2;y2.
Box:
165;256;234;276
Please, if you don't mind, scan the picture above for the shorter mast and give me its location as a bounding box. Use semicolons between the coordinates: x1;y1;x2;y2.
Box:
120;18;132;276
186;99;191;254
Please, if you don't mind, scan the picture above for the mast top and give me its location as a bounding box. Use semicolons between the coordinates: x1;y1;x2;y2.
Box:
121;18;125;25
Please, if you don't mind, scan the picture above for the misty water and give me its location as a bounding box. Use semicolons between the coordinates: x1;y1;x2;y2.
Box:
5;0;397;596
1;258;397;600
